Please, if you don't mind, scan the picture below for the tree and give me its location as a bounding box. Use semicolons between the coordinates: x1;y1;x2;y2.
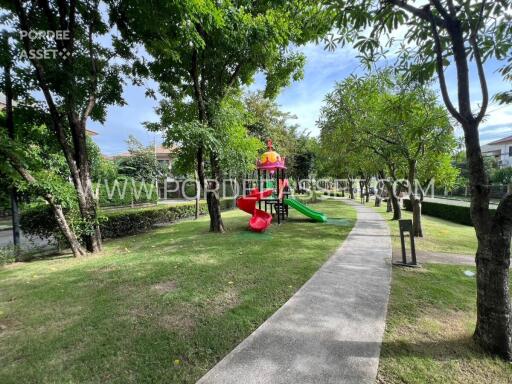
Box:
380;83;455;236
491;168;512;185
116;136;166;181
326;0;512;360
112;0;329;232
318;72;456;229
0;106;87;257
1;0;131;253
289;135;318;187
244;91;300;158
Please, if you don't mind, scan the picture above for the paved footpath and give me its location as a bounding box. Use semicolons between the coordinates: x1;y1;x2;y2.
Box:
197;201;392;384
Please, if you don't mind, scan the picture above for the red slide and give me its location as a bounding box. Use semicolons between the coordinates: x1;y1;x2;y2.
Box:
236;188;273;232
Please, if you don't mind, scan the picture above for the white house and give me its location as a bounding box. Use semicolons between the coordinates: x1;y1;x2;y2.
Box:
481;134;512;168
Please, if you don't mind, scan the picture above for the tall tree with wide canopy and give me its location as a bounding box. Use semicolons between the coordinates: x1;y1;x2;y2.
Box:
111;0;329;232
380;84;455;236
1;0;131;253
318;73;456;230
325;0;512;360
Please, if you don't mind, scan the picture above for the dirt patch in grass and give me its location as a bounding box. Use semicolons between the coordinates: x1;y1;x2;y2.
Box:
152;280;177;294
0;318;19;335
158;312;196;332
208;286;240;316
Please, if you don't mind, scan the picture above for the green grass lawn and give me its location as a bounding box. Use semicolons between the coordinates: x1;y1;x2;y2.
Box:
0;200;355;384
378;264;512;383
372;203;478;255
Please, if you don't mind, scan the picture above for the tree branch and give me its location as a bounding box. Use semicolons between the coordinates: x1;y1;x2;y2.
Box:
468;1;489;123
81;18;97;125
386;0;445;27
227;63;242;88
429;11;464;123
430;0;451;20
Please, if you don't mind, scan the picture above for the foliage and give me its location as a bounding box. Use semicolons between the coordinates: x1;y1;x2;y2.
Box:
318;72;457;189
0;246;17;265
0;107;79;209
88;139;118;182
491;167;512;185
206;93;263;176
244;91;300;156
116;136;167;181
244;92;318;179
289;135;318;180
112;0;330;229
324;1;512;87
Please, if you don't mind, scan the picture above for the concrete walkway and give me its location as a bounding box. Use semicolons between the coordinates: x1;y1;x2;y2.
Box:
197;200;392;384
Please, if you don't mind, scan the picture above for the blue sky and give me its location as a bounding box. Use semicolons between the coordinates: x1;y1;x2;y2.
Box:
90;42;512;155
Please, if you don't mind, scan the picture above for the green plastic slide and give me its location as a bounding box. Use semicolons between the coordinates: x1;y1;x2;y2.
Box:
284;198;327;222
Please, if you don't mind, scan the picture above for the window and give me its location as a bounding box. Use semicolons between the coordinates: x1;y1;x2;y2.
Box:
509;146;512;157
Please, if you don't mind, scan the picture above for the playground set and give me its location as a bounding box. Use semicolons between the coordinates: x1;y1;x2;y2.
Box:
236;140;327;232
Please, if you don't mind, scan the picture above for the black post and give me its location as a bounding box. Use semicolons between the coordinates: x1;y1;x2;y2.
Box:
257;169;261;210
397;219;419;267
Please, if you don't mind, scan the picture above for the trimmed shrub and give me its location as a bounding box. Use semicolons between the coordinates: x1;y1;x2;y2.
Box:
20;193;319;247
20;199;237;243
403;199;496;226
101;199;235;239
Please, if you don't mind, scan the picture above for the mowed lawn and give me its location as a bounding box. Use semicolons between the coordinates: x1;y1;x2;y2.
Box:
373;203;478;255
378;264;512;383
0;200;355;384
368;200;512;382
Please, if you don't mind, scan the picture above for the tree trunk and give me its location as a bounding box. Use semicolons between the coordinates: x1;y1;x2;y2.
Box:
408;160;423;237
50;199;86;257
411;198;423;237
365;178;370;203
194;170;200;219
348;178;355;199
386;198;392;212
207;154;225;233
463;120;512;360
385;180;401;220
474;231;512;360
375;179;383;207
10;190;21;253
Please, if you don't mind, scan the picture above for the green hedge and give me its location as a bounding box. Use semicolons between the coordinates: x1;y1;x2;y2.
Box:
20;193;320;248
101;199;236;239
403;199;496;226
20;199;236;243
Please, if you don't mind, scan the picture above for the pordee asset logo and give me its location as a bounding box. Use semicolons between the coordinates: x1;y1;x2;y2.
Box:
90;178;436;202
18;30;71;60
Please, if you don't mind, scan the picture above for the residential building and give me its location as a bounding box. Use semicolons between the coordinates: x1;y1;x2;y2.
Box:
481;134;512;168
